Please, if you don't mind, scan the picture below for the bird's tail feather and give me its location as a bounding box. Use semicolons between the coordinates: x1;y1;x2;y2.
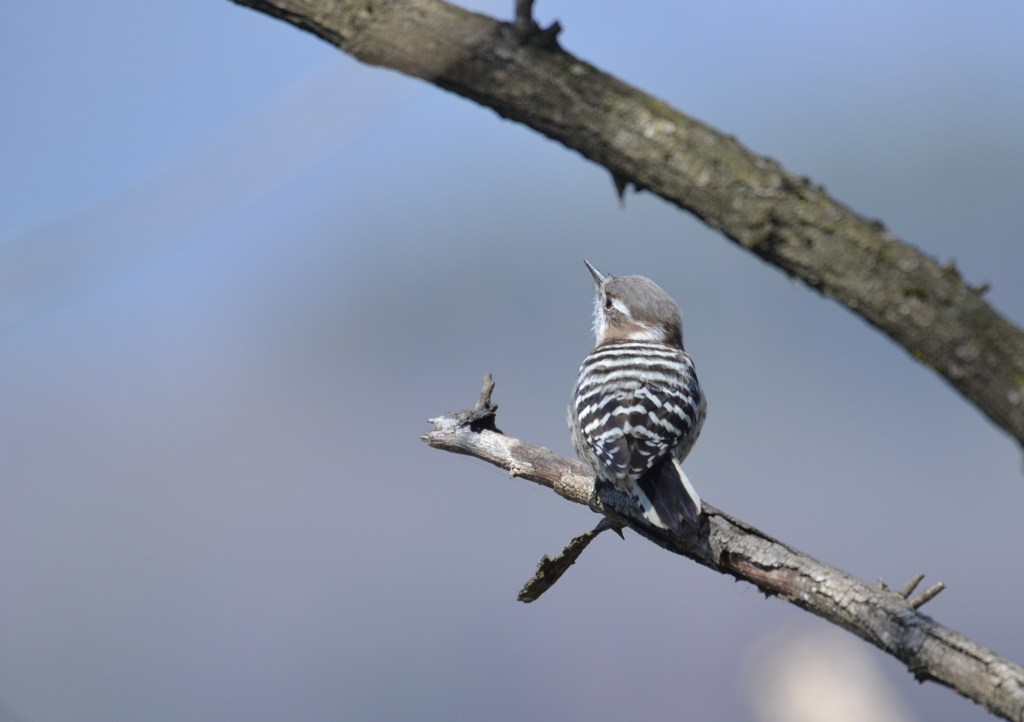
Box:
634;458;702;533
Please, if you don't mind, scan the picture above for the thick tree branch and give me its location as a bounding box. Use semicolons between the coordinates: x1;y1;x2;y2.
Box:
231;0;1024;449
422;378;1024;721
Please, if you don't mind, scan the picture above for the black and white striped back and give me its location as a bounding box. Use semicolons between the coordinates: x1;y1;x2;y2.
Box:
569;340;706;530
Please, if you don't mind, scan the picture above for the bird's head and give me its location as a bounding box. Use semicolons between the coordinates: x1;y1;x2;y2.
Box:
585;260;684;349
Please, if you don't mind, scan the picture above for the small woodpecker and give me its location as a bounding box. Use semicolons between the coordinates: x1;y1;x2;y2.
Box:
568;261;706;533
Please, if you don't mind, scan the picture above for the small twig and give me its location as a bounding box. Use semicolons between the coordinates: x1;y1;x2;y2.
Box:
877;577;890;591
517;518;622;603
909;582;947;609
900;572;926;598
512;0;561;47
611;171;629;206
514;0;533;32
477;373;495;409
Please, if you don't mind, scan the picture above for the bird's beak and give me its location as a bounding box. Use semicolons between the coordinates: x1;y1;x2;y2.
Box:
584;260;607;287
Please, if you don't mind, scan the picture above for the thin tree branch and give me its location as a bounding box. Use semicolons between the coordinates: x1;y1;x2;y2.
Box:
422;377;1024;722
900;572;927;598
230;0;1024;449
516;517;621;603
909;582;948;610
511;0;559;46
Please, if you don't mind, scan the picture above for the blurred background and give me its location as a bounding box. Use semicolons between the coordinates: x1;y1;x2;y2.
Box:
1;1;1022;720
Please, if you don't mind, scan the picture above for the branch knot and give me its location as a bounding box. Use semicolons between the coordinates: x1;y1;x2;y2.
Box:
450;374;501;433
513;0;561;48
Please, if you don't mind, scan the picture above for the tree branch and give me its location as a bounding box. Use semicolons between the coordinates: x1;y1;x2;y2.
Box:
516;517;621;603
230;0;1024;449
422;377;1024;721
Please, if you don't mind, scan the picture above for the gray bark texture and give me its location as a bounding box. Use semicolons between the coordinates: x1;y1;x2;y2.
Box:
422;379;1024;721
230;0;1024;449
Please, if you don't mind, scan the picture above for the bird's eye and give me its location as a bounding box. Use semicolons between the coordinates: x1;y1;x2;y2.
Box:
604;296;614;310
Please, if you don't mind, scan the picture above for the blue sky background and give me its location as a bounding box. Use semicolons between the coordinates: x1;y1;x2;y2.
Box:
1;1;1023;721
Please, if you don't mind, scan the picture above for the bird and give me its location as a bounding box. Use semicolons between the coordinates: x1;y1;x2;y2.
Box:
568;261;706;533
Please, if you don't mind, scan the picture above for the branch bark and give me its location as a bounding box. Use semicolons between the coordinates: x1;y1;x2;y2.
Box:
422;377;1024;722
230;0;1024;449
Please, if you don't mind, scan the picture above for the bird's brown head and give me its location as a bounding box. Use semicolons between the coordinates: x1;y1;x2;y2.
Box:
585;261;684;349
